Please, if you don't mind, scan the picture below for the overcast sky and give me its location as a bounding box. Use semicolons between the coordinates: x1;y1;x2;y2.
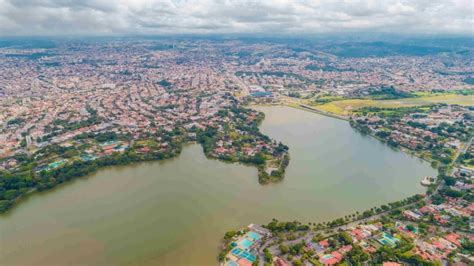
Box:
0;0;472;36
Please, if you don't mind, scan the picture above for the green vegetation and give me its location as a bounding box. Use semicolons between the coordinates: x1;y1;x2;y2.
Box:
314;94;474;116
156;79;172;87
288;92;301;98
1;105;290;214
457;150;474;167
52;117;101;132
305;64;355;72
260;194;424;235
346;246;369;264
0;133;183;213
197;106;289;184
224;230;237;239
351;104;472;167
7;117;25;125
354;86;414;100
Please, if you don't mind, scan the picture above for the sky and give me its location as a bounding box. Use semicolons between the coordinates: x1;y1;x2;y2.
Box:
0;0;473;36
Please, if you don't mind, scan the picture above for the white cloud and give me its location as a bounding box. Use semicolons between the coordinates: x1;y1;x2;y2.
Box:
0;0;472;36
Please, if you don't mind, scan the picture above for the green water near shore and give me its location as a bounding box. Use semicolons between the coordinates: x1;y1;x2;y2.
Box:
0;106;435;265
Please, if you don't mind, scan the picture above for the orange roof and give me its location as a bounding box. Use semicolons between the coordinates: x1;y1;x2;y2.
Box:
338;245;353;254
274;257;290;266
319;239;329;247
331;251;343;260
445;233;461;247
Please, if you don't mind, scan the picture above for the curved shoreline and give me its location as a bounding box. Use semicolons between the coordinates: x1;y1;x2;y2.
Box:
1;105;439;266
1;108;290;215
219;104;465;266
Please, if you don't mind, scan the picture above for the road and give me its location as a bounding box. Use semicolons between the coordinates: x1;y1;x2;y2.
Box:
256;176;456;266
450;136;472;175
257;199;428;265
229;73;250;98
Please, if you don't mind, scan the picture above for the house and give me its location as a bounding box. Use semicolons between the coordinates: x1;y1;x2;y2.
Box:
403;210;422;220
444;233;462;247
350;228;372;241
338;245;353;254
419;205;436;214
273;257;290;266
319;239;330;248
319;251;343;265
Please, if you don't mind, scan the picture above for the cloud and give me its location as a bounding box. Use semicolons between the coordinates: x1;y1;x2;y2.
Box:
0;0;472;36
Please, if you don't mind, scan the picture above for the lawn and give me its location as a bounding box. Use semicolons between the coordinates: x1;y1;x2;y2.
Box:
314;94;474;115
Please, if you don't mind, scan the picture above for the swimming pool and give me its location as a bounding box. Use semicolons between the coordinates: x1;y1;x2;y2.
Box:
241;251;256;262
247;231;262;241
378;232;398;247
321;254;333;260
239;238;253;249
231;248;243;256
226;261;238;266
383;232;398;242
231;248;256;262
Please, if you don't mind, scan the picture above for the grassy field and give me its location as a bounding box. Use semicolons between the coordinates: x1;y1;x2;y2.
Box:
315;94;474;115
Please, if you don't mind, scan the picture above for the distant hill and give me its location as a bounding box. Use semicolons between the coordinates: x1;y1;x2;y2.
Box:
321;41;451;57
0;38;56;49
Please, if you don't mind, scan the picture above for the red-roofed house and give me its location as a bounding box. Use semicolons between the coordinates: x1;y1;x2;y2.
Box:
419;205;435;214
319;239;330;247
445;233;461;247
338;245;353;254
274;257;290;266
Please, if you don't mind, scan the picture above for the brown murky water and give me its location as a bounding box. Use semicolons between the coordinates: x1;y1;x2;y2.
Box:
0;106;435;265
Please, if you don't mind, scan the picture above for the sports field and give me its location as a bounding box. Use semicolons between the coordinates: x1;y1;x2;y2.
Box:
315;94;473;115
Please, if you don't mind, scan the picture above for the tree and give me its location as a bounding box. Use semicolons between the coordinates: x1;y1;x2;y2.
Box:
292;259;302;266
443;176;456;186
406;224;415;232
346;246;369;265
338;232;353;245
443;189;464;198
251;153;266;165
263;248;272;262
0;200;11;212
224;230;237;239
375;131;390;138
20;139;27;147
279;244;289;254
461;240;474;252
3;189;19;200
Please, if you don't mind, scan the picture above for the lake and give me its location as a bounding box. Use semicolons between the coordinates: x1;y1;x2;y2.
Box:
0;106;436;265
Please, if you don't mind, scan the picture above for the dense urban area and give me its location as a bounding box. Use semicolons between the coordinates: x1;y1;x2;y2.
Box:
0;37;473;265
